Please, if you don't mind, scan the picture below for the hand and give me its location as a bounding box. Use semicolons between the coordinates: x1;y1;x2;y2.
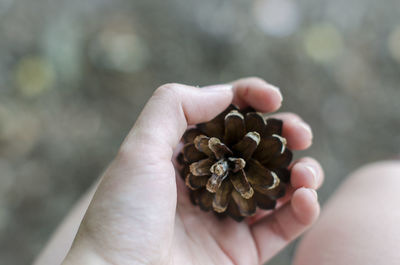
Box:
63;77;324;265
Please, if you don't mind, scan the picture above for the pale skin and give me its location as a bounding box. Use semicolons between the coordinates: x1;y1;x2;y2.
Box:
35;77;325;265
294;160;400;265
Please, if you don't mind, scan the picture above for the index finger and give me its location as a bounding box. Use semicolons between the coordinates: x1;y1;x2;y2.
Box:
231;77;283;112
121;77;283;161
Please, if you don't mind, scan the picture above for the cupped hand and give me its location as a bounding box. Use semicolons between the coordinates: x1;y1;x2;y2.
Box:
63;77;324;265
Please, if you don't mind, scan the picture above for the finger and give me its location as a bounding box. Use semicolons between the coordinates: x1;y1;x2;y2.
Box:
273;157;324;209
96;83;234;240
231;77;282;112
248;157;323;225
120;83;234;160
250;188;320;264
268;112;313;150
290;157;325;189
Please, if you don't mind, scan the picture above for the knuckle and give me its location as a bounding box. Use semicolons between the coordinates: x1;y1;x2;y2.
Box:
245;76;267;84
154;83;182;98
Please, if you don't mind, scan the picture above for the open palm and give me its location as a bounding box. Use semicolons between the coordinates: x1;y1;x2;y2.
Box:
63;78;323;265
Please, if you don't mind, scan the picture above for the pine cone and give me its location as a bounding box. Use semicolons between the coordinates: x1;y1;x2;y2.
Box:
178;105;292;222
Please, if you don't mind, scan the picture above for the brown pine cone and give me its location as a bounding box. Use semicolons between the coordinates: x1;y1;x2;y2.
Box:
178;105;292;222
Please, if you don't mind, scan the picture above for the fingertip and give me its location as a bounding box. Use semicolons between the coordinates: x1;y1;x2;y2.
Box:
185;84;234;125
292;188;320;225
291;163;318;189
295;121;313;147
232;77;283;112
287;121;313;150
295;157;325;188
251;86;282;112
269;113;313;150
267;86;283;111
263;83;283;110
125;83;234;156
250;187;320;263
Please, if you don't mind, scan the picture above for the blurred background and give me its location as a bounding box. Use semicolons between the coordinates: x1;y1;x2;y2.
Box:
0;0;399;264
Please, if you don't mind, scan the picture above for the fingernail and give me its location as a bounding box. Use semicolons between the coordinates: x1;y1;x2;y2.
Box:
202;84;233;92
307;188;318;201
269;84;281;93
297;121;313;139
269;84;283;102
305;165;318;186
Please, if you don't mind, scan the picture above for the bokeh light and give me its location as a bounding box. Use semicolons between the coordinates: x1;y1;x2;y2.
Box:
253;0;300;37
388;26;400;63
89;16;149;73
303;23;344;63
43;17;84;85
0;103;41;157
325;0;366;30
14;56;55;97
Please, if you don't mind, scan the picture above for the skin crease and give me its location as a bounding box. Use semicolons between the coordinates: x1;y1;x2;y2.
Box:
35;77;324;265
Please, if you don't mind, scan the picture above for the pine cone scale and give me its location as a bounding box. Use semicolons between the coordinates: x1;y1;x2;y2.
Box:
255;181;286;199
185;174;208;190
264;149;293;169
189;158;214;176
264;118;283;135
255;192;277;210
245;112;267;135
193;135;214;157
253;136;285;164
227;200;244;222
232;131;260;161
224;110;246;145
206;171;228;193
230;169;254;199
183;144;207;163
197;105;237;139
198;190;214;211
183;128;203;143
273;168;291;183
245;159;275;188
208;137;233;159
231;189;256;216
212;181;233;213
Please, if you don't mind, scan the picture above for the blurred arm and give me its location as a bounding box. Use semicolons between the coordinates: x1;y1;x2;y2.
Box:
33;179;100;265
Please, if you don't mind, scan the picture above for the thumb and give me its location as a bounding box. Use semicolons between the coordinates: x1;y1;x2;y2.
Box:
120;83;234;162
107;83;234;202
91;82;233;220
74;83;234;261
103;83;234;208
